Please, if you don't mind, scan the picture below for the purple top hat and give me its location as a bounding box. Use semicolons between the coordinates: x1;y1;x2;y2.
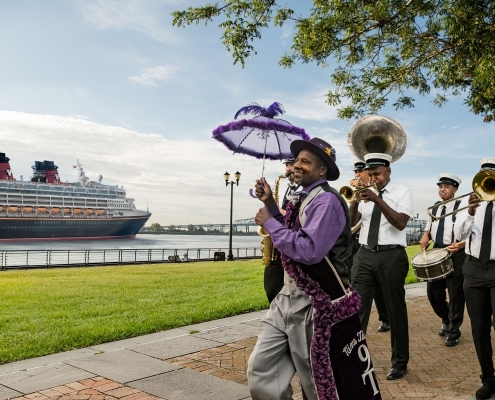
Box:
290;137;340;181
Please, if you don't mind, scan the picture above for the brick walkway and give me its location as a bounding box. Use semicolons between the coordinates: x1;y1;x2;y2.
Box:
9;295;488;400
166;296;483;399
11;377;162;400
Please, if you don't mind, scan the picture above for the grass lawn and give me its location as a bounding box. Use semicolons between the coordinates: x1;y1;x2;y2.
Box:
0;260;269;364
1;247;422;365
405;244;421;284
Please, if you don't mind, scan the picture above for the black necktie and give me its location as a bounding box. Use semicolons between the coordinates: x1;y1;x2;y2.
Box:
367;190;384;249
435;206;446;248
479;201;493;264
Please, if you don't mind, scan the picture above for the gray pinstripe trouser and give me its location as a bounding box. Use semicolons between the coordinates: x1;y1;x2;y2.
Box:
247;295;317;400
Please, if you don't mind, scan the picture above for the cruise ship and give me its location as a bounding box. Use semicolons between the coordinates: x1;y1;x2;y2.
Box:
0;152;151;241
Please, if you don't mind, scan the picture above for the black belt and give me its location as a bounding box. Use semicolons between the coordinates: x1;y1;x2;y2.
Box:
361;244;401;252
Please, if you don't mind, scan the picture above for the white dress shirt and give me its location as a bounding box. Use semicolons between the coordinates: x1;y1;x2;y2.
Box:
279;182;299;209
358;180;414;247
425;196;469;246
454;201;495;260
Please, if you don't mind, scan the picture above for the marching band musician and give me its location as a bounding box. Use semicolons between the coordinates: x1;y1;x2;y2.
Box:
454;157;495;400
419;174;467;346
280;157;300;212
349;152;414;380
264;158;300;304
349;158;390;333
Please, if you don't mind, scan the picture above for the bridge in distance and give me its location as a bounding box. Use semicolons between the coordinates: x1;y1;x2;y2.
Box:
141;217;427;234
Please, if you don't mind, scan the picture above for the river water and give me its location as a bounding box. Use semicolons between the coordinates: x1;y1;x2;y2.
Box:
0;234;263;251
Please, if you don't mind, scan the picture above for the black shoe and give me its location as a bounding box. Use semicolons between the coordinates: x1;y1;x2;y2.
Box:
386;368;407;380
445;337;459;346
439;324;447;336
476;381;495;399
378;321;390;332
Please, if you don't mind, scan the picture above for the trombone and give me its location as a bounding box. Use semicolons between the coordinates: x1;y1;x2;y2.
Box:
339;183;377;203
426;170;495;221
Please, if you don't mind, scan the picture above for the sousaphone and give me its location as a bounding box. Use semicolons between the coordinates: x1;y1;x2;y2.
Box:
347;115;408;234
348;115;407;162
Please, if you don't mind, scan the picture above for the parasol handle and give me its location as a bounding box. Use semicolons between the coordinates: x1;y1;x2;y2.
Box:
249;177;264;198
251;136;269;198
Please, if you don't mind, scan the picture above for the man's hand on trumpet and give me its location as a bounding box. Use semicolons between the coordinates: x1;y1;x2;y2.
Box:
358;187;379;203
349;177;361;188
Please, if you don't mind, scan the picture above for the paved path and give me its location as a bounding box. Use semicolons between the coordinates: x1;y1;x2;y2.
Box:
0;283;492;400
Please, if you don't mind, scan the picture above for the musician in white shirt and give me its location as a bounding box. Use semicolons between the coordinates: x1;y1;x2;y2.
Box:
349;152;414;381
419;174;467;346
453;157;495;400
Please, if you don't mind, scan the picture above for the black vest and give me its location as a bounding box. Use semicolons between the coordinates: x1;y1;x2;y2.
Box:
290;182;353;293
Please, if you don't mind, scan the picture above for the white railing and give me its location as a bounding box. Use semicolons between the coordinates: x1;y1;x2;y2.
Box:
0;247;261;269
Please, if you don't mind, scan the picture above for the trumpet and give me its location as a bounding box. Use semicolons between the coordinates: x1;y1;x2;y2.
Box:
426;170;495;221
339;183;378;203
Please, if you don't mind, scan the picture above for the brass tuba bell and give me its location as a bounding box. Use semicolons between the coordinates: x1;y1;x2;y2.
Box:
346;115;408;235
348;115;407;162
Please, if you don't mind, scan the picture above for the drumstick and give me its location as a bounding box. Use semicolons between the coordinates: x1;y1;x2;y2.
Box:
423;248;427;262
425;249;448;256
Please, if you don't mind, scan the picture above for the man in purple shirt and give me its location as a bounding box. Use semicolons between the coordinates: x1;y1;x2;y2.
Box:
247;138;381;400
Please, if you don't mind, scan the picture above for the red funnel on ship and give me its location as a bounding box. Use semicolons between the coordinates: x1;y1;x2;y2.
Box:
0;153;14;180
44;160;61;184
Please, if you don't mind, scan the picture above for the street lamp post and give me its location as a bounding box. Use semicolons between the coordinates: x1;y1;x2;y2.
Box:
224;170;241;261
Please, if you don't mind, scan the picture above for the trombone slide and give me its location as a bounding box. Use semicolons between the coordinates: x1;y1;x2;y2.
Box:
426;169;495;221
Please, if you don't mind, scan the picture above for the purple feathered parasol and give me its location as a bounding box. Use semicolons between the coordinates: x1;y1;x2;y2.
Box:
213;102;310;196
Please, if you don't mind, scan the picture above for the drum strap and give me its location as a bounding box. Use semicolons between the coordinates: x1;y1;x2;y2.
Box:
451;200;461;242
432;200;462;245
430;201;442;217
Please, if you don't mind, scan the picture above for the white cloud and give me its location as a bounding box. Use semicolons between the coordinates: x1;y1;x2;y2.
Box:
129;66;179;86
0;110;281;225
77;0;179;44
261;90;342;122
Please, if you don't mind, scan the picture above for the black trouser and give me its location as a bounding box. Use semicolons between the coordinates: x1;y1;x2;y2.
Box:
374;280;389;323
263;249;284;304
348;237;389;324
463;255;495;382
426;250;466;339
351;246;409;370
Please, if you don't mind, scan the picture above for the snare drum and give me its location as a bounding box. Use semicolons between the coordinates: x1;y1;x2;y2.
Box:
411;249;453;282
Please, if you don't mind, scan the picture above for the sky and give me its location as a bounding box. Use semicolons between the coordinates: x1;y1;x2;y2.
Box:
0;0;493;226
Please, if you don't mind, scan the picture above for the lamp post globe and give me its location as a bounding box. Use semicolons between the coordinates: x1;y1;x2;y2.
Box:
224;170;240;261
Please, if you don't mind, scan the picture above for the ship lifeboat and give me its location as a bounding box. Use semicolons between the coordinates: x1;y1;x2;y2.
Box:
22;206;33;213
0;205;3;212
63;208;71;214
50;207;61;214
97;208;105;215
85;208;94;215
37;207;47;214
8;206;19;212
73;208;82;214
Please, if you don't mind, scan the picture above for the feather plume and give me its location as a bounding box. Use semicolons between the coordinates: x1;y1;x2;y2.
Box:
265;102;285;118
234;103;266;119
234;102;285;119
